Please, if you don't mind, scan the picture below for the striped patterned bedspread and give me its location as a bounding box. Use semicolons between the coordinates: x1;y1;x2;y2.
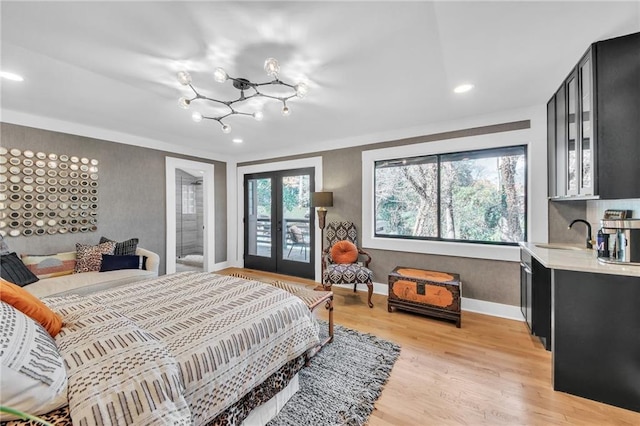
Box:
46;272;321;426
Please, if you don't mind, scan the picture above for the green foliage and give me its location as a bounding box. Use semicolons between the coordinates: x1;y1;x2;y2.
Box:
256;179;272;216
0;406;53;426
452;182;501;241
282;185;299;213
254;176;310;217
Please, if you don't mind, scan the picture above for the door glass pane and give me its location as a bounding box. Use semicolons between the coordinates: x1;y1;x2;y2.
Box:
282;174;311;263
567;76;578;192
247;177;272;257
580;59;592;190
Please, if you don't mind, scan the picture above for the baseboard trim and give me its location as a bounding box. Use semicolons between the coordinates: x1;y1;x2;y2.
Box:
365;281;524;322
213;261;230;271
461;297;524;322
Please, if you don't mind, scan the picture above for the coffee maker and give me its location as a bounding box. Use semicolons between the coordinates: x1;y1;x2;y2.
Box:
599;217;640;265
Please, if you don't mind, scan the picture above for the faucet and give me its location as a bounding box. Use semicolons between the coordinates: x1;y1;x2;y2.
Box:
568;219;593;249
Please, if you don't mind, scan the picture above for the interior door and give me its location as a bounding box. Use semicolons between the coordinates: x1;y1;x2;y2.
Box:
244;168;315;279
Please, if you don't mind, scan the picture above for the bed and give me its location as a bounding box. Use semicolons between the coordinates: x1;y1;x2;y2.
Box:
3;272;321;426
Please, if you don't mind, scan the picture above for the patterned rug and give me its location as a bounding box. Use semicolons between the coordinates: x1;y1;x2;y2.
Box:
268;322;401;426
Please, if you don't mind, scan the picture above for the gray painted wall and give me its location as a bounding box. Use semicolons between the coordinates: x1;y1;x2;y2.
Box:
241;121;529;306
1;123;227;274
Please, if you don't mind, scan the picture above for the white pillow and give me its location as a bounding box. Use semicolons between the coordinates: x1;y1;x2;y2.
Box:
0;302;68;421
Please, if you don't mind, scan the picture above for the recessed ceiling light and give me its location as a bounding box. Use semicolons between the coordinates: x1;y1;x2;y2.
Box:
454;83;474;94
1;71;24;82
232;138;243;144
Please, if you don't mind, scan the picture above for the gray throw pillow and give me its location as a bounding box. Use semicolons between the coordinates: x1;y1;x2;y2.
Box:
99;236;139;256
0;252;39;286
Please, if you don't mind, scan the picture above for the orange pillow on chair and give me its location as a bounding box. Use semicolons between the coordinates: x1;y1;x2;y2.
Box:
0;278;62;337
331;240;359;264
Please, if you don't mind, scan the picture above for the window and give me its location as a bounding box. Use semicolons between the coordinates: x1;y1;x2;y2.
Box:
181;184;196;214
374;145;526;245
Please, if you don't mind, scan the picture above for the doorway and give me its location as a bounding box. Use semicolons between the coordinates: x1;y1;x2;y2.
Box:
175;169;204;272
244;168;315;279
165;157;215;274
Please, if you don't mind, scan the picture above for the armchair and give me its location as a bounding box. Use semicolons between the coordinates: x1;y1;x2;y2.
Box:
322;221;374;308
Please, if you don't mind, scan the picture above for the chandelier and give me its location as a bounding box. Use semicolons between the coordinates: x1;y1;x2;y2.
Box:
176;58;308;134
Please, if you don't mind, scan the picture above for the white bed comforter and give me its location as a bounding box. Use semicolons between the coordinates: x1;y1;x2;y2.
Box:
47;272;320;426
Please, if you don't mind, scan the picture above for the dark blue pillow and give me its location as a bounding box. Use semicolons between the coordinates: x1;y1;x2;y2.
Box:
99;255;147;272
0;252;39;286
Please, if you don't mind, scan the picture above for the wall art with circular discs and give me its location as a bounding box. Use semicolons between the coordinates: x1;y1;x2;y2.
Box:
0;147;99;237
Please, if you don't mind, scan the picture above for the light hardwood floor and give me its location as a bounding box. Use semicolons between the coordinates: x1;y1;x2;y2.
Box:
217;268;640;425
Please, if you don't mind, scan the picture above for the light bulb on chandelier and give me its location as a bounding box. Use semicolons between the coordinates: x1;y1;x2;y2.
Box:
177;71;191;86
213;67;228;83
264;58;280;77
176;58;308;135
178;97;190;109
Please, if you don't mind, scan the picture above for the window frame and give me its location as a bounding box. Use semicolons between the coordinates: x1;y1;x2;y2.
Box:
373;144;528;246
362;129;539;262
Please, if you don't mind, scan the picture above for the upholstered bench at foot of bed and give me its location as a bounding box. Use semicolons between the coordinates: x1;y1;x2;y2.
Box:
269;280;334;349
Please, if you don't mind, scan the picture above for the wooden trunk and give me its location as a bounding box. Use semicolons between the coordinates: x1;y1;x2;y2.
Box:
388;266;462;327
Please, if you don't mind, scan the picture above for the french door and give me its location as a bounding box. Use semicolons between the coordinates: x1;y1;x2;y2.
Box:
244;168;315;279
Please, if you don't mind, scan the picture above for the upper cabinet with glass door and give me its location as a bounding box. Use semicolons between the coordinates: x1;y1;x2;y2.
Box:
565;69;580;196
578;52;594;197
547;32;640;200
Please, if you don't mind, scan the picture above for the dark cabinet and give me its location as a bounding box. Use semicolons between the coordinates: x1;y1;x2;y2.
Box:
520;249;551;350
554;270;640;412
531;256;551;350
520;250;533;330
547;31;640;200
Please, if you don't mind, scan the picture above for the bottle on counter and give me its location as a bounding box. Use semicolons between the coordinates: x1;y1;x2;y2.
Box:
617;230;627;261
596;228;610;258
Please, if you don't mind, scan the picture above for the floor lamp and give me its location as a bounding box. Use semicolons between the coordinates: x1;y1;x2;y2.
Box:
311;191;333;288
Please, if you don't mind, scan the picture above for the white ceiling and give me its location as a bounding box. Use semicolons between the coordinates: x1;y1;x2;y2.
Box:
1;1;639;162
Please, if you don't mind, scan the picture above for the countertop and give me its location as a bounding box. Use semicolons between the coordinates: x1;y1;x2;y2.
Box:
519;242;640;277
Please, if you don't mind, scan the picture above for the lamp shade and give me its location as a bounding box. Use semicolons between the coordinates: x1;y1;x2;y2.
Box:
311;192;333;208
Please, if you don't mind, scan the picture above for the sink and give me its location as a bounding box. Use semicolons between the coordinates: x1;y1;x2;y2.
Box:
534;243;585;251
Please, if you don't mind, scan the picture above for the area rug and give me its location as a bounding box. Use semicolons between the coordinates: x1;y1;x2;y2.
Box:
268;322;401;426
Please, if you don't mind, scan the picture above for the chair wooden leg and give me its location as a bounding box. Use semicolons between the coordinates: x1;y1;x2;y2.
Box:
326;296;334;344
367;282;374;308
353;283;357;293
